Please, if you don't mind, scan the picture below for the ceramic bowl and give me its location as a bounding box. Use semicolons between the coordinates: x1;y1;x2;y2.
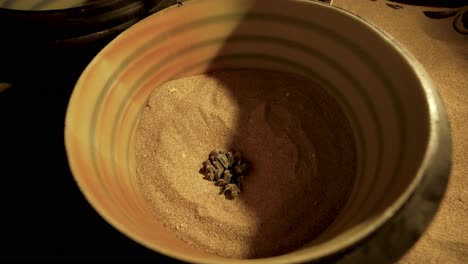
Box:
64;0;451;263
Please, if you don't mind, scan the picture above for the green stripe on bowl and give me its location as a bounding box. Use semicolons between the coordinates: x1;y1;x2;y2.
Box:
30;0;50;10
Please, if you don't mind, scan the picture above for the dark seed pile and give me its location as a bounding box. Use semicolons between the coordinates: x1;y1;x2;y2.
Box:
199;150;249;199
136;70;357;258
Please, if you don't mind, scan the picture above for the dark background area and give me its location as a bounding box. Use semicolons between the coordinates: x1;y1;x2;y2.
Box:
0;4;181;260
0;74;180;262
0;0;183;261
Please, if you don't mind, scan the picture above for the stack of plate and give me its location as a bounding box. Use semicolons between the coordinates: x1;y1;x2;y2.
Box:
0;0;171;84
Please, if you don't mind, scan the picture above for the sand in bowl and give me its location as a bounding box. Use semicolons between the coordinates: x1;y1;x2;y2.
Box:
135;69;356;258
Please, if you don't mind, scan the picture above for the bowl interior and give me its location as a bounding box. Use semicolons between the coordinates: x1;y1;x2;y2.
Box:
65;0;432;262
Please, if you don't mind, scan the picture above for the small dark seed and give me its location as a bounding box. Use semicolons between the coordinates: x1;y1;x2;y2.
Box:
226;152;235;165
209;150;219;157
205;164;216;173
215;166;224;180
204;171;215;181
224;184;240;200
217;154;230;169
212;160;223;170
223;170;232;183
233;166;243;175
215;179;227;187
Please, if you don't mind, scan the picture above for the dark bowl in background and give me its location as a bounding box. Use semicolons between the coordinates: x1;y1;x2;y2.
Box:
0;0;177;84
0;1;182;260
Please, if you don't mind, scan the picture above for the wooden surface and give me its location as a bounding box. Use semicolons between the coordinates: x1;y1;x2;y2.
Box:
332;0;468;263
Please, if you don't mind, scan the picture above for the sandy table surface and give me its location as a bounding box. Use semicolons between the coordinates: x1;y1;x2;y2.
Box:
332;0;468;263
